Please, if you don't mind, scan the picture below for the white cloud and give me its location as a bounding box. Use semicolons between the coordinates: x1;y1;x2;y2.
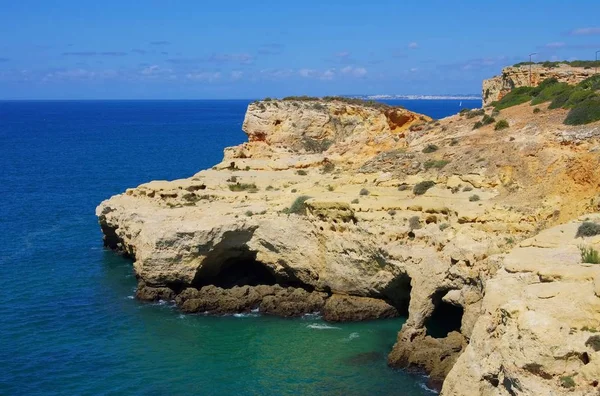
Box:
185;72;221;82
341;66;367;77
570;27;600;36
408;42;419;49
230;71;244;80
545;42;566;48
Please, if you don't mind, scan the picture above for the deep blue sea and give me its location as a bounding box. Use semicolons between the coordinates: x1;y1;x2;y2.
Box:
0;98;480;396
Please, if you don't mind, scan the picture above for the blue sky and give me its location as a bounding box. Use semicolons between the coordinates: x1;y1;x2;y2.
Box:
1;0;599;99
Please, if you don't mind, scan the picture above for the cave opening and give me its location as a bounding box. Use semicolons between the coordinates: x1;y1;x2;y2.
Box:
425;291;464;338
382;272;412;315
193;253;277;289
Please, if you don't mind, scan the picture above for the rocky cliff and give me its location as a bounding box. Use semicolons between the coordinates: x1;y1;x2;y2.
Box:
483;64;596;106
97;96;600;394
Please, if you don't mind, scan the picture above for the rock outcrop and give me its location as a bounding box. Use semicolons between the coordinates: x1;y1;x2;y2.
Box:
482;64;596;106
97;95;600;394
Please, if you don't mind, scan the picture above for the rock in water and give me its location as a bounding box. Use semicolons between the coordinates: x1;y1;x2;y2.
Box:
323;295;398;322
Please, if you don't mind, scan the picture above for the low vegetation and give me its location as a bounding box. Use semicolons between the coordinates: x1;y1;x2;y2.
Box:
413;180;435;195
469;194;480;202
559;376;575;389
494;120;509;130
409;216;421;230
580;245;600;264
228;183;258;193
302;137;332;153
576;222;600;238
359;188;370;196
283;195;312;215
321;162;335;173
424;159;449;170
473;114;496;129
491;75;600;125
296;169;308;176
513;60;600;69
422;144;439;153
280;95;402;110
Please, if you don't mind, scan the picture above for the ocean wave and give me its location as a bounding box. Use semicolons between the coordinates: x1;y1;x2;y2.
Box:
306;323;341;330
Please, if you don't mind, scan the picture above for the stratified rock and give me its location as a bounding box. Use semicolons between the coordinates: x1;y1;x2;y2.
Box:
322;295;399;322
482;63;595;106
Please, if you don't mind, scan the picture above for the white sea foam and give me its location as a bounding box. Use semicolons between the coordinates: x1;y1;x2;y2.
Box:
346;332;360;341
251;308;260;313
307;323;341;330
233;313;259;318
418;381;438;394
126;295;134;300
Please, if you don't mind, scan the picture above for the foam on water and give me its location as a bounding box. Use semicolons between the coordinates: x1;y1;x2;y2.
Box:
307;323;341;330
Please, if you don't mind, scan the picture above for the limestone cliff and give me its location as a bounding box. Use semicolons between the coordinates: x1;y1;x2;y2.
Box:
483;64;596;106
97;96;600;393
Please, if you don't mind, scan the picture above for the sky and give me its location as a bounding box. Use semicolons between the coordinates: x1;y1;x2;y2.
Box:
1;0;600;99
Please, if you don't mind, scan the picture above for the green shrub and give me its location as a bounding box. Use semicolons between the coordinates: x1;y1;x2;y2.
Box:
296;169;308;176
422;144;439;153
531;82;571;105
533;107;541;114
560;376;575;389
229;183;258;192
284;195;312;215
409;216;421;230
424;160;449;170
327;185;335;192
481;114;496;125
564;96;600;125
576;222;600;238
472;121;484;130
351;198;359;204
388;209;397;216
439;223;450;231
463;186;473;192
245;210;254;217
586;335;600;351
580;246;600;264
469;194;480;202
563;89;597;109
578;75;600;91
413;181;435;195
493;87;533;110
359;188;370;196
495;120;509;130
465;109;485;119
398;184;410;191
529;78;559;97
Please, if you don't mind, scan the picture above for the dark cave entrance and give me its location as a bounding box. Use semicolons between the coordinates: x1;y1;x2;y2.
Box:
425;290;464;339
382;272;412;315
192;253;277;289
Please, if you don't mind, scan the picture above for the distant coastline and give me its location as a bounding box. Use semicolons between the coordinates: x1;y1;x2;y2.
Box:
349;94;482;100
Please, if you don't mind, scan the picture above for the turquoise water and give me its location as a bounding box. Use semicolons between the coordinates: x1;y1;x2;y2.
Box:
0;99;479;395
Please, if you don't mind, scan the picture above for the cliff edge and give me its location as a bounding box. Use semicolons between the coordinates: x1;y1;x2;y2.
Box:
97;94;600;394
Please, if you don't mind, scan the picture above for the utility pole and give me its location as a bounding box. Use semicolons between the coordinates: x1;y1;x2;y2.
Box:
529;53;537;86
596;50;600;74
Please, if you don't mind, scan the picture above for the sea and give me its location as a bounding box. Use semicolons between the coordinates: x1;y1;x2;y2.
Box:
0;98;481;396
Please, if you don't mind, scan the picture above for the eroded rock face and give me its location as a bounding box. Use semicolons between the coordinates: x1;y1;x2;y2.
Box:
442;217;600;396
97;96;600;393
482;64;595;106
